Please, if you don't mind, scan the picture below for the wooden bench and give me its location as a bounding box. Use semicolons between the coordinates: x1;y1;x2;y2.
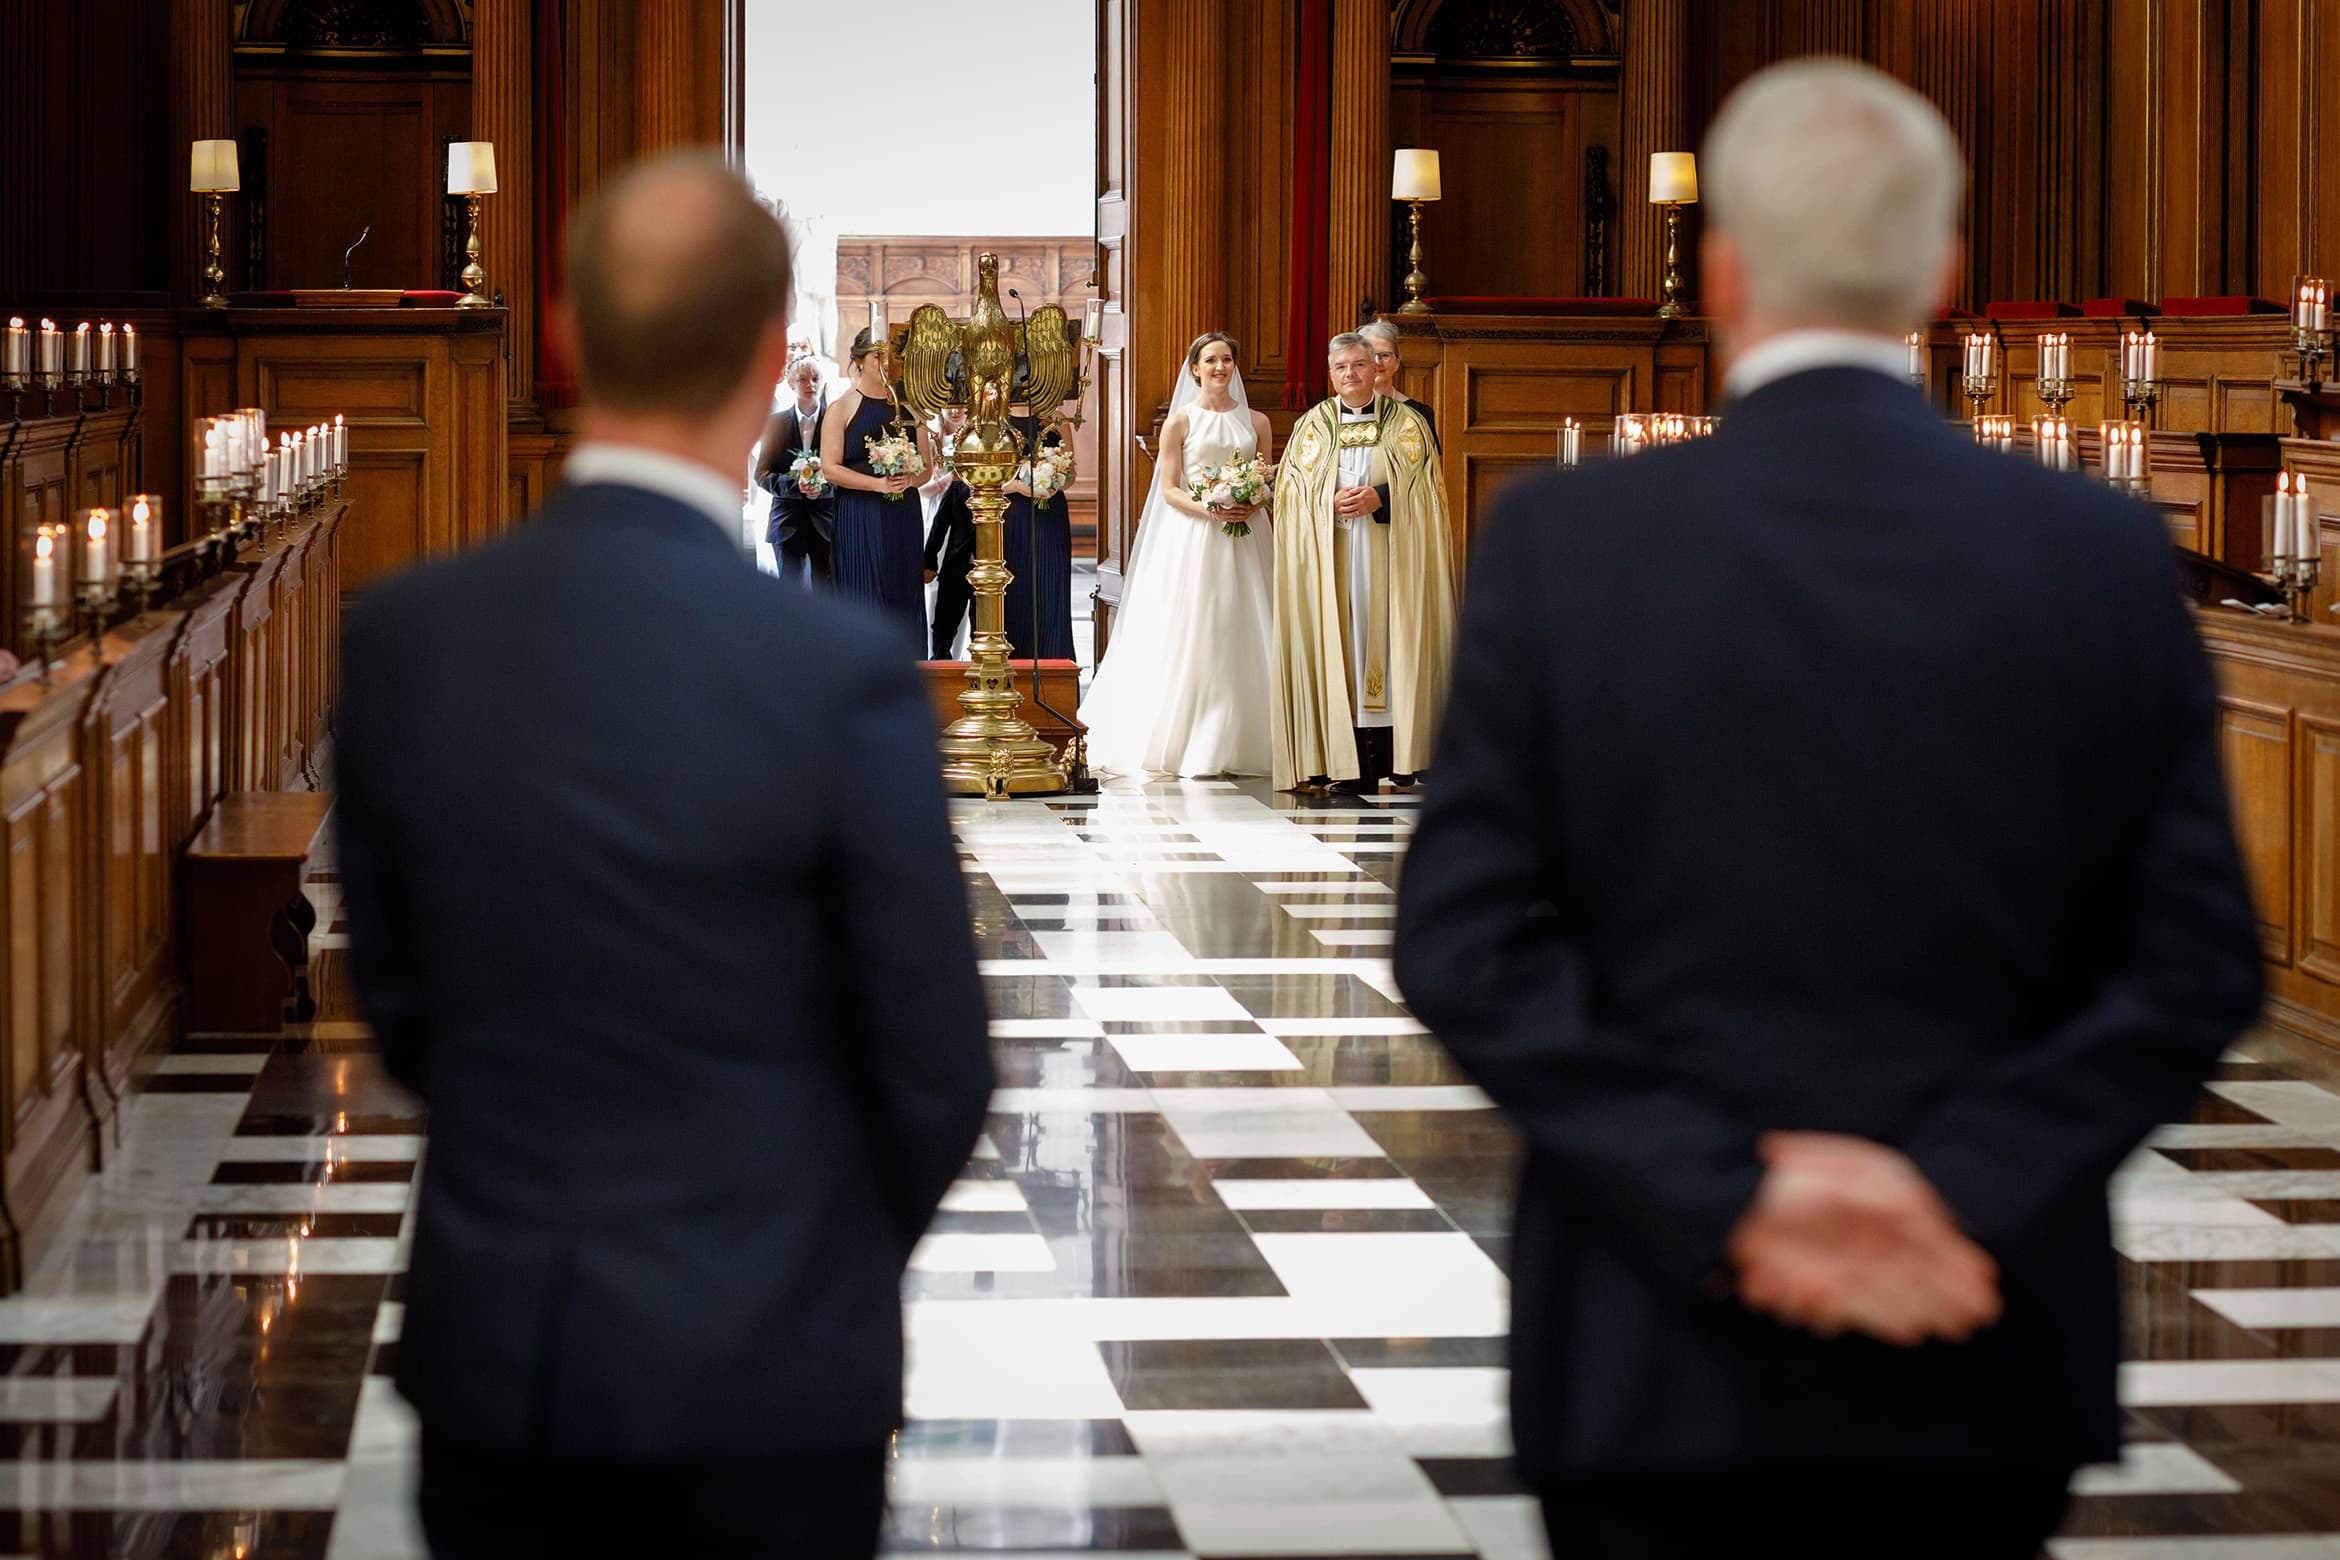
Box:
184;792;333;1034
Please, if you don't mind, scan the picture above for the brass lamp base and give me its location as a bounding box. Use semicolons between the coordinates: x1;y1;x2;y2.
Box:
458;195;491;307
1399;198;1432;314
1656;201;1687;319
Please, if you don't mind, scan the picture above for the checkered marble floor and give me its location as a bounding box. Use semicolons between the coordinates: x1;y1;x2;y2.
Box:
0;778;2332;1557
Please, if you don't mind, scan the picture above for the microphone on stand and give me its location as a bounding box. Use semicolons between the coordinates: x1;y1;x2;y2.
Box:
342;226;372;290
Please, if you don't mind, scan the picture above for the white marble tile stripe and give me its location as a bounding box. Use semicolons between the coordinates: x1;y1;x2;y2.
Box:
2190;1288;2340;1329
2120;1359;2340;1406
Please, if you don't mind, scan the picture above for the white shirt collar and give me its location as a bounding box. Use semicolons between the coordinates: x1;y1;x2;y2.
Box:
1724;328;1913;400
562;441;743;537
1338;396;1377;418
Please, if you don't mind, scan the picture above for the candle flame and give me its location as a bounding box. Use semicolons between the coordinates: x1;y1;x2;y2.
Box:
34;531;53;561
86;510;106;541
99;322;112;336
38;318;53;330
132;497;150;524
7;317;20;329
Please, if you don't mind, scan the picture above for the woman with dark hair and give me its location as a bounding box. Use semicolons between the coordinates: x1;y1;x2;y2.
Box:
1079;331;1277;777
819;326;933;647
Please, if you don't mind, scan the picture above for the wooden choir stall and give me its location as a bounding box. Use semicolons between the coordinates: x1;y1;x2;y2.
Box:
0;302;498;1293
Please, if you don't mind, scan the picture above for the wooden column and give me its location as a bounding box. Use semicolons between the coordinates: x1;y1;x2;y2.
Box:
1155;0;1229;412
633;0;719;154
1327;0;1390;330
473;0;535;412
1776;0;1868;57
1877;1;1984;307
1619;0;1689;304
168;0;235;304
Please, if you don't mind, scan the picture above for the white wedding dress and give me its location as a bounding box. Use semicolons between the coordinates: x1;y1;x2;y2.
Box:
1081;370;1276;777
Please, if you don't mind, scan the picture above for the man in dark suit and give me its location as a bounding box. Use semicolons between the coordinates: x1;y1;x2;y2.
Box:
921;415;976;660
1393;59;2262;1560
753;352;835;581
335;151;994;1559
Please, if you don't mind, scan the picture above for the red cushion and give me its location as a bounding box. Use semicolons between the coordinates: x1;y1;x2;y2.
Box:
1983;301;2081;319
2158;295;2284;316
1419;296;1660;318
400;290;468;307
2081;297;2160;318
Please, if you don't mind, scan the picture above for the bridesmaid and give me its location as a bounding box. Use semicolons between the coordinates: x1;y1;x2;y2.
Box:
1001;412;1076;662
820;326;932;648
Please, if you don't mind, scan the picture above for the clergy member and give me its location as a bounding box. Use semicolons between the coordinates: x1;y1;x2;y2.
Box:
1271;332;1458;793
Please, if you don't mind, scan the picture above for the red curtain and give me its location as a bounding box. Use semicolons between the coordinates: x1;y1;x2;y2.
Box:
1282;0;1332;410
533;0;576;407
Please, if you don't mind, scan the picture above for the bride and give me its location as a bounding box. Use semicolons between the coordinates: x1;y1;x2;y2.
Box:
1081;333;1276;777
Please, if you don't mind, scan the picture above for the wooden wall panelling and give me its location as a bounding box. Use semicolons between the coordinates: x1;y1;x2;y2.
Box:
179;309;507;591
1390;76;1599;299
81;618;180;1144
0;665;100;1292
2200;613;2340;1060
1404;311;1709;547
234;68;472;291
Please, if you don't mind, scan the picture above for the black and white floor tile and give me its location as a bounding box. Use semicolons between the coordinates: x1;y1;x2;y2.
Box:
0;779;2331;1556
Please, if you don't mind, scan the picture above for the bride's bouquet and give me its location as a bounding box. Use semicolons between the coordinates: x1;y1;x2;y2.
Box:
787;449;827;497
1029;445;1075;510
863;428;927;501
1189;455;1270;537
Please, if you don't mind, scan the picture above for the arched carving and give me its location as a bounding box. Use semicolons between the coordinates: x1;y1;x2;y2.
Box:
1392;0;1613;57
235;0;469;49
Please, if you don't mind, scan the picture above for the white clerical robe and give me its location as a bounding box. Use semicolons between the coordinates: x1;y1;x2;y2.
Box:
1336;398;1393;731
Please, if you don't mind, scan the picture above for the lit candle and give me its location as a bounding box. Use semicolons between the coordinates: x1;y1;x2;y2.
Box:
70;322;90;377
1558;418;1580;468
2036;333;2052;382
258;437;275;504
332;413;346;471
30;526;55;613
2143;330;2158;385
1907;331;1924;379
203;423;225;479
866;299;886;351
38;318;59;378
96;322;115;380
128;495;153;565
121;322;138;377
2300;477;2320;569
1083;297;1104;343
83;509;109;586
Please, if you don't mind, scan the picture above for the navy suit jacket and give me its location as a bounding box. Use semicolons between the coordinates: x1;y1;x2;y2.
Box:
335;480;993;1460
1394;367;2262;1476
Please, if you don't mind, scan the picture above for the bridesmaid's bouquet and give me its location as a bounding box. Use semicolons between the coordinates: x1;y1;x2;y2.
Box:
787;449;827;497
1029;446;1075;510
1189;455;1270;537
864;429;927;501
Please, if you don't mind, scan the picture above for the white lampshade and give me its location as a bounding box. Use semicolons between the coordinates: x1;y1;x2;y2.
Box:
1392;148;1442;202
448;141;499;196
190;139;240;193
1649;151;1698;205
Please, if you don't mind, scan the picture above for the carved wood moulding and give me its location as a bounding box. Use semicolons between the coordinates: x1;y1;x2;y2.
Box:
1392;0;1615;62
234;0;471;55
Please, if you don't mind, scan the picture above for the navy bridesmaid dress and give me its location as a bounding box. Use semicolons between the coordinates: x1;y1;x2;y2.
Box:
830;394;927;649
1003;425;1076;662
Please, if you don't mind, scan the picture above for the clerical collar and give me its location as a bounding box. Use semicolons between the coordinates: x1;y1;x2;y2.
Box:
1338;396;1377;417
